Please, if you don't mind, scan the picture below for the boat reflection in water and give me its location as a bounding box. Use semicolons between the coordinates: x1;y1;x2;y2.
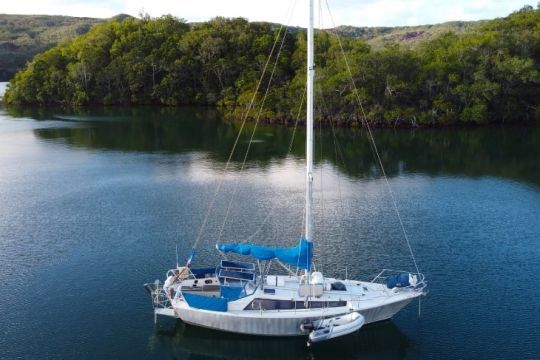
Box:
149;320;410;359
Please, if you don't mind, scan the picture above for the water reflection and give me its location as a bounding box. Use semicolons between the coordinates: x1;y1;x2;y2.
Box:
1;106;539;359
149;320;410;359
5;105;540;186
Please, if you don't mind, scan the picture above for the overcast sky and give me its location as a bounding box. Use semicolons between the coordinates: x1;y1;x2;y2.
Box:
2;0;534;27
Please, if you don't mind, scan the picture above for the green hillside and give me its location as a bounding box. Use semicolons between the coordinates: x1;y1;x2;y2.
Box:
4;6;540;126
0;14;132;80
0;13;485;82
330;21;484;48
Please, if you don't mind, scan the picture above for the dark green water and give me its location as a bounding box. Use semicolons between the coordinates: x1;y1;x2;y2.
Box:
0;106;539;359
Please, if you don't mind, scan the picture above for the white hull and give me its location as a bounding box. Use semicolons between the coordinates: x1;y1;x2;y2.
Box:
181;310;333;336
163;276;423;337
175;297;414;336
358;297;415;324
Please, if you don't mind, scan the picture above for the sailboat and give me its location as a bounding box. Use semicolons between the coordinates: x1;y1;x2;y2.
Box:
144;0;426;343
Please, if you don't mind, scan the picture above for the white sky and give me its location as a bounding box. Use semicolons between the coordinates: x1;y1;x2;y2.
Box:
1;0;534;27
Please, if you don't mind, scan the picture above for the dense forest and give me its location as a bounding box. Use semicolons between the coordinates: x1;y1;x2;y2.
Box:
0;13;482;82
4;5;540;126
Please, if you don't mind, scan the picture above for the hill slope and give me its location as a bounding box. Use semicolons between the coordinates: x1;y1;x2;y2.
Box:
4;7;540;127
330;21;484;48
0;14;132;80
0;14;486;81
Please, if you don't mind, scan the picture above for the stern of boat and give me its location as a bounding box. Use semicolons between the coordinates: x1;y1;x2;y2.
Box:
143;280;177;322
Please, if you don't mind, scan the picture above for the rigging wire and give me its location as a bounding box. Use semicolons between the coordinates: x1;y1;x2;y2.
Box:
316;83;352;251
190;0;297;255
240;90;306;244
317;77;349;216
217;1;299;244
324;0;421;275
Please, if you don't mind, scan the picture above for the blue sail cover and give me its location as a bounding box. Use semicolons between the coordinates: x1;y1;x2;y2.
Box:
216;239;313;270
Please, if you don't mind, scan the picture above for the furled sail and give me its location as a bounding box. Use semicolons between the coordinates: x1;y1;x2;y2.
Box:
216;239;313;269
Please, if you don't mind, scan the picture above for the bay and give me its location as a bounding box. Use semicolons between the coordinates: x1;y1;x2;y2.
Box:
0;106;538;359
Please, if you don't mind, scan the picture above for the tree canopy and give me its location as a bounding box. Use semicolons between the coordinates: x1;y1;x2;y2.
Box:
5;6;540;126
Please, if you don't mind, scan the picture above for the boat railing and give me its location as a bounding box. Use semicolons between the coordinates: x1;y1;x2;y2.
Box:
144;281;172;310
220;260;256;272
166;268;195;281
165;267;217;283
217;260;257;284
370;269;427;291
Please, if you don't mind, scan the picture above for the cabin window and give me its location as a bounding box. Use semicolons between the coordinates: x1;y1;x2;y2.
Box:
331;281;347;291
244;299;346;310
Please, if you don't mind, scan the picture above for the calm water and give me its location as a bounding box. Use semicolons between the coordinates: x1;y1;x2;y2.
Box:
0;106;539;359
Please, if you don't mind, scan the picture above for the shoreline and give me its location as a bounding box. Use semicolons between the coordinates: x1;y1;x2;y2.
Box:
224;111;540;129
2;102;538;129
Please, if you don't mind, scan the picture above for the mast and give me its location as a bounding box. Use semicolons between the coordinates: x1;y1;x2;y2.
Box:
304;0;314;245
